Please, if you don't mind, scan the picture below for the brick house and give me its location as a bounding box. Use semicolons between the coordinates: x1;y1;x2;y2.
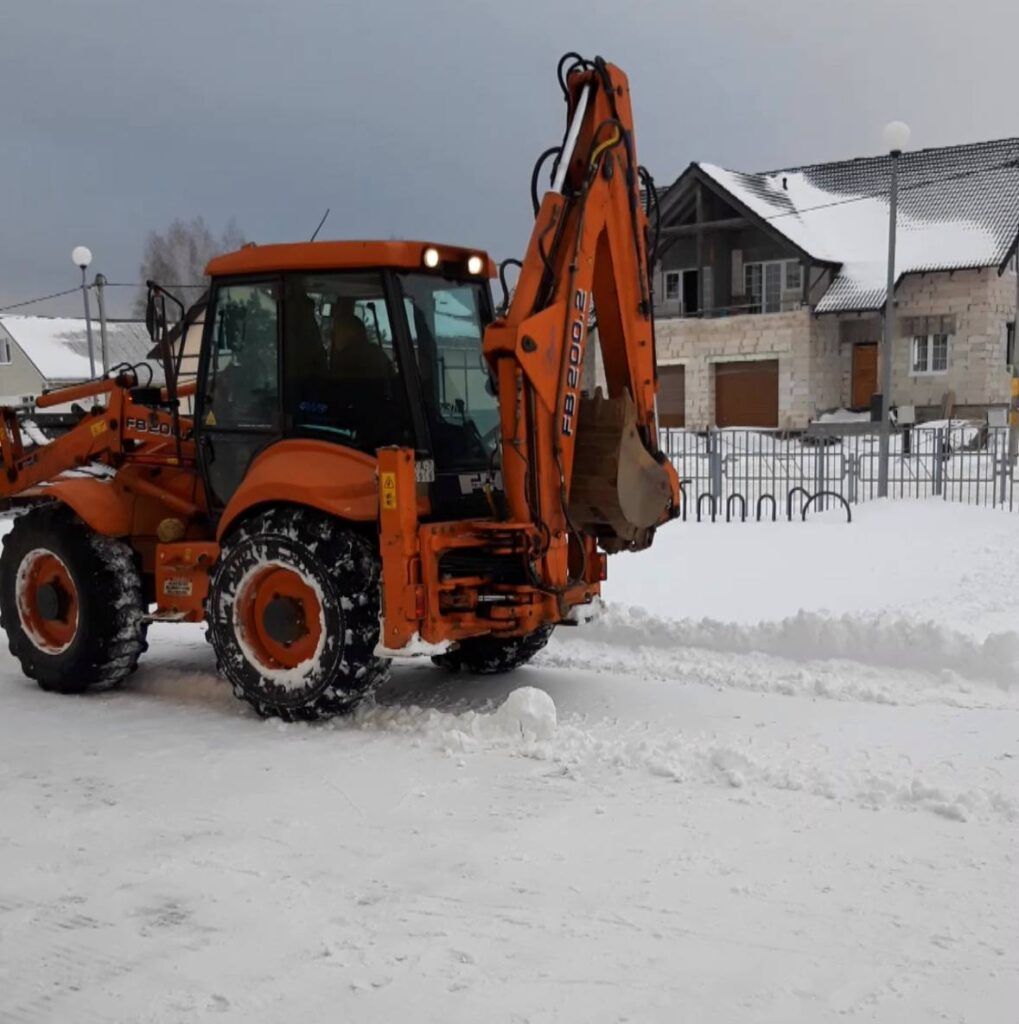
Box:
651;137;1019;429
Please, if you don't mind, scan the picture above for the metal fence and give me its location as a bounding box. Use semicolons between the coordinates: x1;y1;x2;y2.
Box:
659;424;1016;522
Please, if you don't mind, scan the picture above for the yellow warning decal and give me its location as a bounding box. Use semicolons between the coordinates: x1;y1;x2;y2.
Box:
380;471;397;510
90;420;107;438
205;409;217;425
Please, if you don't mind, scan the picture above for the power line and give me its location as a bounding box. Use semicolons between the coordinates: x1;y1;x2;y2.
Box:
101;282;207;289
759;158;1019;224
0;282;207;315
0;287;82;313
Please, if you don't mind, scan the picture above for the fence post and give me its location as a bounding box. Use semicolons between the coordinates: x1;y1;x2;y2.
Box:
846;451;858;505
708;427;723;503
813;439;825;511
933;428;944;497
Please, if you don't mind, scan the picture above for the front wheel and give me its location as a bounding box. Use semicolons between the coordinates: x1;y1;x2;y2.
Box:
206;507;389;721
0;505;147;693
432;625;554;675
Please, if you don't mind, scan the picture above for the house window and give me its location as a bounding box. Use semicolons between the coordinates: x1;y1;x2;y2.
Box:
1007;321;1016;367
912;333;950;375
0;335;10;365
785;261;803;293
663;268;700;315
743;259;802;313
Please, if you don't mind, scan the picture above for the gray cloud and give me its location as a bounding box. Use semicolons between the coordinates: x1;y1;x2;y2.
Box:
1;0;1015;316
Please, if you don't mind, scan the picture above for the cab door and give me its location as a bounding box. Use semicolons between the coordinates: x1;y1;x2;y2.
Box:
195;278;282;511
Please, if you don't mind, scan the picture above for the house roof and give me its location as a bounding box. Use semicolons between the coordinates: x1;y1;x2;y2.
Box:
0;316;163;384
675;137;1019;313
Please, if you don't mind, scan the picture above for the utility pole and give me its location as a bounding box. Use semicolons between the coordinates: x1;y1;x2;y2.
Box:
877;122;911;498
94;273;110;374
71;245;96;378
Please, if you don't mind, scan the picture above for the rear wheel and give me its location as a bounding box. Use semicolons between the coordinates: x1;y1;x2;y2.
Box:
0;505;147;693
206;507;388;721
432;625;553;675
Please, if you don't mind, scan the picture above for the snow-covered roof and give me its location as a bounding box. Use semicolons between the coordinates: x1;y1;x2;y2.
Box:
692;137;1019;313
0;316;163;384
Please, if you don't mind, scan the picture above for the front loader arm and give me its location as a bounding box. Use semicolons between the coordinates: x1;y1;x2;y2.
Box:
0;375;196;502
0;387;127;499
483;56;679;594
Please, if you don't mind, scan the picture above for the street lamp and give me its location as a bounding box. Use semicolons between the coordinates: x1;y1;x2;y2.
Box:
877;120;911;498
71;245;97;378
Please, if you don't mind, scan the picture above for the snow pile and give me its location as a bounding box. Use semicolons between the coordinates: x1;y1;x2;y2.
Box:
353;685;557;750
488;685;557;741
814;408;872;424
548;603;1019;694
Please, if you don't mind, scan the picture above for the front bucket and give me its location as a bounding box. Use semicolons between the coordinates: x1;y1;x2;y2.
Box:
568;389;675;552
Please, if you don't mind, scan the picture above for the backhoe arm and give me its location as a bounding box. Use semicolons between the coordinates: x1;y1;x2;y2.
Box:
483;55;679;594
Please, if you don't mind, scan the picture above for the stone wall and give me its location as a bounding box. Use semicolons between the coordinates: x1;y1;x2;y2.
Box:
644;267;1018;429
655;309;842;428
890;269;1013;413
833;269;1018;418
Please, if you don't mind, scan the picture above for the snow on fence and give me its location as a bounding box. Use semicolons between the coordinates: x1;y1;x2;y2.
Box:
659;424;1016;521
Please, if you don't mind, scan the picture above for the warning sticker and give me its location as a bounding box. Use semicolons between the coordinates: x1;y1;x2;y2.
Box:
90;420;108;438
163;576;193;597
204;409;217;426
380;471;397;511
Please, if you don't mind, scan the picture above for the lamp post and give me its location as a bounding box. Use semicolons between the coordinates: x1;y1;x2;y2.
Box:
877;120;911;498
71;245;97;378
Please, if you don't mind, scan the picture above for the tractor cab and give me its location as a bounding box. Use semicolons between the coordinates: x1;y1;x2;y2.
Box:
196;241;500;518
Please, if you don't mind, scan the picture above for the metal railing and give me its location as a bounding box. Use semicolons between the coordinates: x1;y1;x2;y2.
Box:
659;424;1016;521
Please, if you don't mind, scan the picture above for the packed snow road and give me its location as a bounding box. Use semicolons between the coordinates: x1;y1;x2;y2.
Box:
1;501;1016;1022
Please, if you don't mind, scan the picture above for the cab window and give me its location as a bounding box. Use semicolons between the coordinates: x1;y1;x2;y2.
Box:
283;272;413;453
203;281;280;430
399;273;497;468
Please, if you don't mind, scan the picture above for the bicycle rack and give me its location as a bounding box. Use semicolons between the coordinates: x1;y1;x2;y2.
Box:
786;486;811;521
725;493;747;522
801;490;852;523
755;493;777;522
696;493;718;522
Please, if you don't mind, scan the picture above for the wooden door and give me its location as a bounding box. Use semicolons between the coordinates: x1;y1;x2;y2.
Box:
657;365;685;427
714;359;779;427
851;343;878;410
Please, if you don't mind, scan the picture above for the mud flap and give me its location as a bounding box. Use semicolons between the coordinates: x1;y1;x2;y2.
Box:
567;389;675;552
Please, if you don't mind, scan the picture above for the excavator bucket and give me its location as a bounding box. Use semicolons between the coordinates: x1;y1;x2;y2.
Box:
568;389;675;553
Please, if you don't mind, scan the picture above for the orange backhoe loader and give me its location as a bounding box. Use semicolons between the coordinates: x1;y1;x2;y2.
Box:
0;54;679;721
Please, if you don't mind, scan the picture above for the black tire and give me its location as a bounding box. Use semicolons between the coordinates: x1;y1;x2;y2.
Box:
0;504;147;694
206;506;389;721
432;625;554;674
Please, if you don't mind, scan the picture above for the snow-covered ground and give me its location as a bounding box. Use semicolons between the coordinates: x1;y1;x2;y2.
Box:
1;500;1017;1022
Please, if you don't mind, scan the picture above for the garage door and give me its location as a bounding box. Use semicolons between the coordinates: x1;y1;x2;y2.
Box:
657;365;685;428
714;359;778;427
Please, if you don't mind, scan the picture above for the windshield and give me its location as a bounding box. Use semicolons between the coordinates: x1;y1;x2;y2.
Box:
398;272;499;470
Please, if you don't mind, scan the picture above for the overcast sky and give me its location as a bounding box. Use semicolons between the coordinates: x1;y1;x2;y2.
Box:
2;0;1017;316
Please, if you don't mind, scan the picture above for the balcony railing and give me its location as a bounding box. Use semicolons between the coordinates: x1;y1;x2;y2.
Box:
656;299;807;320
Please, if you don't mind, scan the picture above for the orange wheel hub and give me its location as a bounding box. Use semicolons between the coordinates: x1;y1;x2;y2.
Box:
235;564;324;672
17;550;79;654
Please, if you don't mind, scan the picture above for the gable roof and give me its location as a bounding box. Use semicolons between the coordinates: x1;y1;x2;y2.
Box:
665;137;1019;313
0;316;163;383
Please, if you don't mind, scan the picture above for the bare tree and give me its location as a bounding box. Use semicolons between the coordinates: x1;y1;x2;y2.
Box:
135;216;245;315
